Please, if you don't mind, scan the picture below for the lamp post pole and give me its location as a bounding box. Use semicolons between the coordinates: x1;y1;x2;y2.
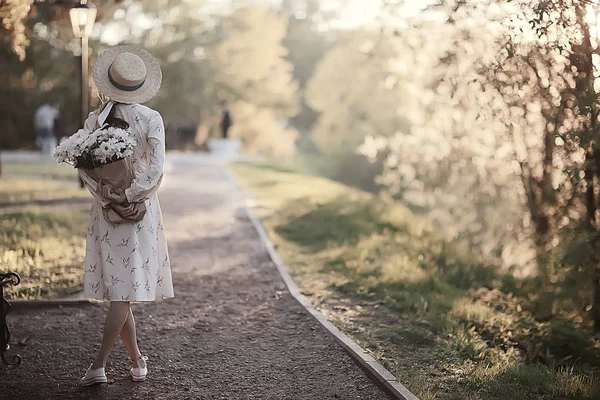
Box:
70;0;96;188
81;33;89;135
78;33;90;189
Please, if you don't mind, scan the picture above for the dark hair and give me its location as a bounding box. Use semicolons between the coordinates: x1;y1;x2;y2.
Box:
102;103;129;130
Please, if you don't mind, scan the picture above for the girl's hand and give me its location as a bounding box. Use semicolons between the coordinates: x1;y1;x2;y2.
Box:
111;203;140;220
99;180;126;204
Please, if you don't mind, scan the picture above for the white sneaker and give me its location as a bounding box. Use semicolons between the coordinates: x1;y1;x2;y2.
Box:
130;355;148;382
81;365;107;386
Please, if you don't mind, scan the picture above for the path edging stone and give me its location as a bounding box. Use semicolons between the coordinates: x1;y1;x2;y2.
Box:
225;167;419;400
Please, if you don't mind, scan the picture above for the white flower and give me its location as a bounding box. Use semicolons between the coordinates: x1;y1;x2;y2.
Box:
54;125;136;168
53;146;67;163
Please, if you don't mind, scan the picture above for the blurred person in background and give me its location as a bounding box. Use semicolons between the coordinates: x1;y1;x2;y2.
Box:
34;103;59;156
220;100;233;139
54;103;67;144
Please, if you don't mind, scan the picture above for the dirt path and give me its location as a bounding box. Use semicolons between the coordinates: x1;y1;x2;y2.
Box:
1;154;392;400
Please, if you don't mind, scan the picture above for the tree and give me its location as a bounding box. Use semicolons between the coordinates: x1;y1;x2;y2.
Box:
304;28;409;189
0;0;128;149
368;0;600;336
138;0;216;123
0;0;34;60
0;0;125;60
211;5;300;156
117;2;300;155
433;0;600;337
281;0;330;150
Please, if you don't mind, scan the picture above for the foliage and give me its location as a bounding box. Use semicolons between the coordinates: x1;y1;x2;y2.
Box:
0;0;126;149
281;0;330;146
0;0;34;60
0;37;81;149
137;0;218;125
2;1;306;157
307;29;408;153
315;0;600;336
305;28;410;187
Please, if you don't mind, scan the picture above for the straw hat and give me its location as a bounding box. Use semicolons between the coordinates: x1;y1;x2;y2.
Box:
93;45;162;105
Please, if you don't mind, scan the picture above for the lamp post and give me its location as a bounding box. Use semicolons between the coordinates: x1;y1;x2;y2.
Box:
70;0;96;188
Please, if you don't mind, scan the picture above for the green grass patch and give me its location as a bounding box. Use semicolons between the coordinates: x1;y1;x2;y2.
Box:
0;207;88;299
390;325;436;346
231;161;600;400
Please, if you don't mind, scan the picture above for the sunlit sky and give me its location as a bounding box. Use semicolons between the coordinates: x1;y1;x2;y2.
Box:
99;0;433;45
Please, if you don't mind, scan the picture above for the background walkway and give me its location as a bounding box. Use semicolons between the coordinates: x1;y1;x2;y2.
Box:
0;154;392;400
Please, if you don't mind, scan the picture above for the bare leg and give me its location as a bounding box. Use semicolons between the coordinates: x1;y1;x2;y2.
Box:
120;306;143;367
91;301;130;369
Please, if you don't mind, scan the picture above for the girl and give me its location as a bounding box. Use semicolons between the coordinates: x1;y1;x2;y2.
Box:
78;45;174;386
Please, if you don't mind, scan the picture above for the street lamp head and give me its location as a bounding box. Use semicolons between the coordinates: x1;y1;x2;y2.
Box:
70;0;97;38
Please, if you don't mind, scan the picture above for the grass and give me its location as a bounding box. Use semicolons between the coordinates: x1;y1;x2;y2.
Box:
0;207;88;299
2;160;79;180
0;160;89;298
0;159;86;204
230;161;600;400
0;177;89;204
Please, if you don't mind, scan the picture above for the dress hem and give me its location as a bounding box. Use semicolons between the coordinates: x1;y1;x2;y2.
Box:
83;294;175;302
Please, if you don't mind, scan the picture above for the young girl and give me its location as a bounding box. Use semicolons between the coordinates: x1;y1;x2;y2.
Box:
78;45;174;386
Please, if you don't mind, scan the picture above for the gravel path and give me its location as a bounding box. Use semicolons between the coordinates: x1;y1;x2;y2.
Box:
1;154;391;400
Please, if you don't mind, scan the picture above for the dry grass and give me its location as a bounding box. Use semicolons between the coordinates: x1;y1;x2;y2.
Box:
0;162;89;298
0;207;88;299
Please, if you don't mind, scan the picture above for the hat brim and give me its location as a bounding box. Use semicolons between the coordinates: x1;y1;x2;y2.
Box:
93;45;162;105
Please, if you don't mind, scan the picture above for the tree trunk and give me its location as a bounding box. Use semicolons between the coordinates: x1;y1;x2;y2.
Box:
519;157;551;284
541;123;554;204
576;5;600;336
592;151;600;336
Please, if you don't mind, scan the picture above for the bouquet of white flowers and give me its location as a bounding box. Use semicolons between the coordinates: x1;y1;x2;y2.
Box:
54;124;145;224
54;126;136;169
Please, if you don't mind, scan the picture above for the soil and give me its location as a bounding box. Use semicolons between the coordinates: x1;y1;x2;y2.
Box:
0;155;392;400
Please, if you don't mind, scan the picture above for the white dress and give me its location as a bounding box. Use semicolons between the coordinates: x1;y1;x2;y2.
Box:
79;103;174;302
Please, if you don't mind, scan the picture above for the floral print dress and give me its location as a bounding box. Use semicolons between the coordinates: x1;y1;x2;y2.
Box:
79;103;174;302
